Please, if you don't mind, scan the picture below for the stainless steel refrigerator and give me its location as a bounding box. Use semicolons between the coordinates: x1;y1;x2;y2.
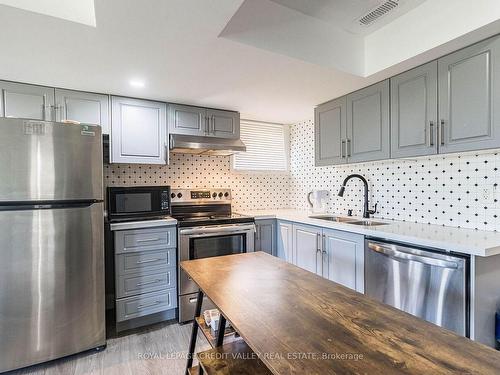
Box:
0;118;105;373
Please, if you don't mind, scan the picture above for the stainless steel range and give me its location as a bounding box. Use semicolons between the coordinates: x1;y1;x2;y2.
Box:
171;189;255;323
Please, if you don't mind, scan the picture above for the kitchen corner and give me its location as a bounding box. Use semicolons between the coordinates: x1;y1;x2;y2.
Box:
2;2;500;374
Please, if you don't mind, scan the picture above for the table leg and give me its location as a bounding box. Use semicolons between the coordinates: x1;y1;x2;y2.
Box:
185;289;204;375
216;314;227;347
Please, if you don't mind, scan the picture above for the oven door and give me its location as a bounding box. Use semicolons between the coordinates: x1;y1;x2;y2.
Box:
178;223;255;296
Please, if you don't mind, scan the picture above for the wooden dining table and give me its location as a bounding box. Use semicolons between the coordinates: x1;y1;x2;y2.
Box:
181;251;500;374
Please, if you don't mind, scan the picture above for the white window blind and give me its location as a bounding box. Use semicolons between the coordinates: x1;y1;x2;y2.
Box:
233;120;288;171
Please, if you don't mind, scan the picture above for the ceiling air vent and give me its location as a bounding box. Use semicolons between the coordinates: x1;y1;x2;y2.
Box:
358;0;399;26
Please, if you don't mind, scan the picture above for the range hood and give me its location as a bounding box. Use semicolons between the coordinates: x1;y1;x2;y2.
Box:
169;134;246;156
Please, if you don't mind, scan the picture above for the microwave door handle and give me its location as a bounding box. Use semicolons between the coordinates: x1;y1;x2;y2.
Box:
368;243;459;269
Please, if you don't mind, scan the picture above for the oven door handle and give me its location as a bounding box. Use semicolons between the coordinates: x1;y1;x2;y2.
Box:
179;224;256;236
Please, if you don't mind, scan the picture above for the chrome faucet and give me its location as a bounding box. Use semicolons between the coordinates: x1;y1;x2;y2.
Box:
338;174;377;219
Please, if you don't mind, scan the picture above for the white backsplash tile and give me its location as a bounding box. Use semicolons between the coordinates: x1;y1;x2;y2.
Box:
105;119;500;232
104;153;290;212
289;119;500;232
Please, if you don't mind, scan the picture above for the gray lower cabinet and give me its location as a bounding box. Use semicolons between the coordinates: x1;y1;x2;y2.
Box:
293;224;322;276
280;221;364;292
113;225;177;324
207;108;240;138
0;81;55;121
314;97;347;166
111;96;168;164
255;219;276;256
168;103;207;136
322;229;364;293
277;221;294;263
55;89;110;134
390;61;438;158
346;80;390;163
116;288;177;322
438;36;500;154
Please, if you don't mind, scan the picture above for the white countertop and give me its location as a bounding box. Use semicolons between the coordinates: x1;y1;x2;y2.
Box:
109;217;177;231
237;209;500;257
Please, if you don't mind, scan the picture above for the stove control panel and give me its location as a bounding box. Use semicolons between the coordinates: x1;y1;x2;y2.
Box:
170;189;232;204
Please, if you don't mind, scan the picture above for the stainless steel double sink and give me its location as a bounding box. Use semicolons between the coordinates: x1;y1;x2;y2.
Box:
308;215;388;227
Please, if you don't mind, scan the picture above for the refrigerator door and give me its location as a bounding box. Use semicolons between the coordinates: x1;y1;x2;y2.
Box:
0;118;103;201
0;203;105;373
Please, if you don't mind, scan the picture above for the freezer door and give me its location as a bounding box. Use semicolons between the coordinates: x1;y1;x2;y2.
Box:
0;203;105;373
0;118;103;201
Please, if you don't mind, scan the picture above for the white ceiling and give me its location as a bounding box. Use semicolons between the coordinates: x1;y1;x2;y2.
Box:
0;0;499;124
269;0;426;35
0;0;96;26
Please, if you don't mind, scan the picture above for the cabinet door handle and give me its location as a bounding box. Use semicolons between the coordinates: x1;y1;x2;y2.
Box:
440;119;445;146
136;237;161;243
347;139;352;157
429;121;435;146
137;300;161;310
204;116;209;134
136;258;161;264
322;234;327;256
316;233;321;253
137;279;162;287
211;115;215;134
341;139;346;158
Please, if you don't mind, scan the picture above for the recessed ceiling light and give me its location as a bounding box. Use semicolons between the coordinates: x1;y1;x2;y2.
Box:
129;79;145;88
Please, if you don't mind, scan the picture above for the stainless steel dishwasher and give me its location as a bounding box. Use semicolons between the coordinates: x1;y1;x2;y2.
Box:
365;239;469;336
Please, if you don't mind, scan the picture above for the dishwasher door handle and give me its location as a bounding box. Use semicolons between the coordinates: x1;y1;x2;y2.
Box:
368;243;460;269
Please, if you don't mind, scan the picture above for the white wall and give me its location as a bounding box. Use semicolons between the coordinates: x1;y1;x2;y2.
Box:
365;0;500;76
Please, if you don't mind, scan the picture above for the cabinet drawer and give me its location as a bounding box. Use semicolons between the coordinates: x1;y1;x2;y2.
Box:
116;248;176;276
116;289;177;322
116;268;177;298
115;227;176;254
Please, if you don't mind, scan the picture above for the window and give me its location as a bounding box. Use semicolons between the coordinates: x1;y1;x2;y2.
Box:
232;120;289;171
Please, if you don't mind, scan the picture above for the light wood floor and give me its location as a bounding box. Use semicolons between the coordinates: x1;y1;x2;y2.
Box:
7;322;211;375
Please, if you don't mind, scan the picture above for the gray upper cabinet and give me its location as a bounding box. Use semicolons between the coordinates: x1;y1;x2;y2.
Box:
438;36;500;154
168;104;206;136
346;80;390;163
391;61;438;158
55;89;110;134
169;104;240;139
0;81;55;121
314;97;347;166
207;109;240;139
111;96;167;164
255;219;276;256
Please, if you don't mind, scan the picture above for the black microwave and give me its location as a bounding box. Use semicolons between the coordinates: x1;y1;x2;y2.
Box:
107;186;171;221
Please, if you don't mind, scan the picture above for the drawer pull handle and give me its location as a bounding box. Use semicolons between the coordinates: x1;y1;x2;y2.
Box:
136;258;162;264
136;237;161;243
137;279;162;286
189;296;208;303
137;300;162;309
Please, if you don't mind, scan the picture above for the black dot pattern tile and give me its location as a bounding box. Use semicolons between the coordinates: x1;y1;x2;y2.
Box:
290;119;500;232
104;153;290;211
